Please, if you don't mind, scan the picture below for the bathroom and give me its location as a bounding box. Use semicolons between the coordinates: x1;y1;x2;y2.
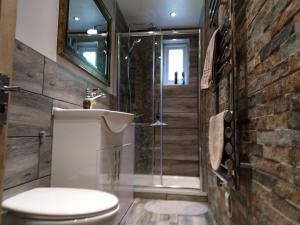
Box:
0;0;299;224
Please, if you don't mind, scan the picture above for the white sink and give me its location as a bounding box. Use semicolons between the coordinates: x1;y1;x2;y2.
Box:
52;107;134;133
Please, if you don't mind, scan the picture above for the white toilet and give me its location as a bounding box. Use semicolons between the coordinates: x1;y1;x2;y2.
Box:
2;108;134;225
2;187;119;225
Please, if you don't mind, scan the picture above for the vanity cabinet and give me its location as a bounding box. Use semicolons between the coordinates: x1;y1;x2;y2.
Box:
52;108;134;225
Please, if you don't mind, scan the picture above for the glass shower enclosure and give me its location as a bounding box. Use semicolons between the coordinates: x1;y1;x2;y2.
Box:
117;30;201;189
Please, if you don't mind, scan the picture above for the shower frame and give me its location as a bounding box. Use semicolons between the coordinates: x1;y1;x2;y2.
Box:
117;29;204;190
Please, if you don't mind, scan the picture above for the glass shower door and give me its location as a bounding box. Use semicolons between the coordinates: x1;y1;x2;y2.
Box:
118;34;163;187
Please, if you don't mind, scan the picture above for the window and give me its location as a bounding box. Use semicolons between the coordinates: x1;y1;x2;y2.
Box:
163;39;189;85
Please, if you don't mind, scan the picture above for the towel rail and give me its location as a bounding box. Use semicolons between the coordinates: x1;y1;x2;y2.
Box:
207;0;240;190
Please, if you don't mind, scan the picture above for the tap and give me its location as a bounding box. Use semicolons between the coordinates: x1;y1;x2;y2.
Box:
83;88;106;109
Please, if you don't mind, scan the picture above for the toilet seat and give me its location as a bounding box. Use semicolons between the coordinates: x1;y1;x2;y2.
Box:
2;188;119;221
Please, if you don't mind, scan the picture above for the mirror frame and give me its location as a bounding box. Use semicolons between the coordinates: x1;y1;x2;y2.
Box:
57;0;112;86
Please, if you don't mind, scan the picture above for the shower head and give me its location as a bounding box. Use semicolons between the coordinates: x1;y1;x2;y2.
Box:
129;38;142;54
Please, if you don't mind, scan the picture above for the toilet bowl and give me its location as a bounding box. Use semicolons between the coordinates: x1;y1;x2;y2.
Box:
2;187;119;225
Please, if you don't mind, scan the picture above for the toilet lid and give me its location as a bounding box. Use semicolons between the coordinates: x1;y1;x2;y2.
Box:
2;188;119;220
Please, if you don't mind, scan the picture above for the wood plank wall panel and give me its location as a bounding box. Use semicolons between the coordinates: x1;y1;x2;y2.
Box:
43;58;88;106
8;90;52;137
4;40;111;191
4;137;39;189
163;113;198;128
12;41;44;94
161;144;199;161
162;159;199;177
38;137;52;178
162;34;199;177
161;128;198;145
163;98;198;113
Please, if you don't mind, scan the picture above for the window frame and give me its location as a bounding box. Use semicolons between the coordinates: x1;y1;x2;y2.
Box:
163;39;190;85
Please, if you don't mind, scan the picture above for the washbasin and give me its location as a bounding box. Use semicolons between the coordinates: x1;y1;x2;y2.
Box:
52;107;134;133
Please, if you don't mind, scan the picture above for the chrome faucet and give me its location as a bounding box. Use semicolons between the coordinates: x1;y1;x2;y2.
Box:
83;88;106;109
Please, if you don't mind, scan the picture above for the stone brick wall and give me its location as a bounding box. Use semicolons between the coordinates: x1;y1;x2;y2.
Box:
202;0;300;224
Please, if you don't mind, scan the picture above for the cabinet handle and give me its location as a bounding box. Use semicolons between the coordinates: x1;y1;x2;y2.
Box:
117;151;121;181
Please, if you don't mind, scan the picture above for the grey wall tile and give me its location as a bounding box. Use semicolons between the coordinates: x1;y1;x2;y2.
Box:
8;90;52;137
38;137;52;178
3;176;50;200
43;58;87;106
4;137;39;189
53;99;81;109
163;98;198;113
12;41;45;94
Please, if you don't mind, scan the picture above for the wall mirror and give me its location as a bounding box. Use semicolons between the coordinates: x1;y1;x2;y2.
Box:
57;0;111;85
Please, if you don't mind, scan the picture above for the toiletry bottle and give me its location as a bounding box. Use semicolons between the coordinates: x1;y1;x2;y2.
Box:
174;71;178;84
182;72;185;85
83;88;96;109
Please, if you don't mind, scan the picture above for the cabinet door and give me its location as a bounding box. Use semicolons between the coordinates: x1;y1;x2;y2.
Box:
113;143;134;225
118;143;134;187
97;148;115;192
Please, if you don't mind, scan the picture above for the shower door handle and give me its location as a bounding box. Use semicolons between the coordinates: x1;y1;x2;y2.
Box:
150;122;168;127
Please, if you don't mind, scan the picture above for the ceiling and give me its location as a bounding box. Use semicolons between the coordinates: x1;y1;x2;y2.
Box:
117;0;204;31
68;0;107;32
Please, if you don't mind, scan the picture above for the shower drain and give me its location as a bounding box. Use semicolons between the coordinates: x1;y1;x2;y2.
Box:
144;200;208;216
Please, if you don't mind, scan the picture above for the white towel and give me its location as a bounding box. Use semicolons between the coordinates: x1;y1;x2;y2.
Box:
209;110;228;170
201;28;220;90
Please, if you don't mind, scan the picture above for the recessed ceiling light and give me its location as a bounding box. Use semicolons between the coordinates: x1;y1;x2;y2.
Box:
170;12;177;17
74;16;80;21
155;42;158;45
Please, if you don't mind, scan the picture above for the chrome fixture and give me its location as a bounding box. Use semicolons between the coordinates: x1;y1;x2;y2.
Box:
150;119;168;127
0;73;20;125
83;88;106;109
85;88;106;100
128;38;142;54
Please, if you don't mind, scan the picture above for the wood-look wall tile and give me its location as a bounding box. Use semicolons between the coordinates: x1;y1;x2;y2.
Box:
161;128;198;145
43;58;87;106
4;137;39;189
163;113;198;128
189;67;199;84
12;41;44;94
162;144;199;161
3;176;50;200
163;84;198;98
162;159;199;176
163;98;198;113
8;90;52;137
39;137;52;178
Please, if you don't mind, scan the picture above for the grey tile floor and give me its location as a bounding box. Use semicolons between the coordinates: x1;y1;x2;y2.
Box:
119;199;217;225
